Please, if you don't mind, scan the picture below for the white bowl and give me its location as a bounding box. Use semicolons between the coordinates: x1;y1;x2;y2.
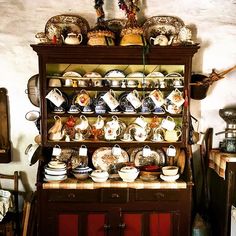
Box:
118;170;139;182
44;173;67;181
44;167;67;175
90;175;109;183
162;166;179;176
90;170;109;182
160;174;180;182
73;172;90;180
120;166;138;173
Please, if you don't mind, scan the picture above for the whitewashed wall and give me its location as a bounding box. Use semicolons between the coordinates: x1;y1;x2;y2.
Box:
0;0;236;191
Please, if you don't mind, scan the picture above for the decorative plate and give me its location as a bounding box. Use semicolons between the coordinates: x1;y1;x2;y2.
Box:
147;72;165;77
134;149;166;167
45;14;90;40
92;147;129;172
105;19;127;36
104;69;126;78
143;16;185;42
83;72;102;78
62;71;82;78
126;72;145;78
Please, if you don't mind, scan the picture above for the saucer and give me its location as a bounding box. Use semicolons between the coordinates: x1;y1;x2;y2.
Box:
123;111;136;114
121;138;133;142
81;111;94;114
108;111;121;114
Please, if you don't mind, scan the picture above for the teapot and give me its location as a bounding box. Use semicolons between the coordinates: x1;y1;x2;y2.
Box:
61;32;83;45
164;129;182;142
150;35;174;46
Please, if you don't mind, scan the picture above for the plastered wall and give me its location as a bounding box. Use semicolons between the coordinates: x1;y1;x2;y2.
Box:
0;0;236;191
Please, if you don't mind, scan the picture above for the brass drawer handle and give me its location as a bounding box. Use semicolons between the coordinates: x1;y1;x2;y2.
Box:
104;224;111;230
67;193;76;199
154;192;165;199
111;193;120;199
118;223;126;229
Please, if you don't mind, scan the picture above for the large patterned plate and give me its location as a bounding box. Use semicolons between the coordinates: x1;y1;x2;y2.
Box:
143;16;184;43
134;148;165;167
92;147;129;172
45;14;90;40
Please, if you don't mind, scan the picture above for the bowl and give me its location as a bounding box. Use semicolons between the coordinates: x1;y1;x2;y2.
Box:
73;172;90;180
118;170;139;182
160;174;180;182
44;173;67;181
119;166;138;173
90;170;109;182
162;166;179;176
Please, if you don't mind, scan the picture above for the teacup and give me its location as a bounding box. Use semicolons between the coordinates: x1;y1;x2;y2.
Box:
127;80;138;88
173;78;183;88
110;80;120;87
64;78;73;87
152;127;164;142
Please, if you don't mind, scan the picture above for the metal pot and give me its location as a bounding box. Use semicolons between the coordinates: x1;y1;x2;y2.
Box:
219;108;236;123
25;74;40;107
25;143;42;166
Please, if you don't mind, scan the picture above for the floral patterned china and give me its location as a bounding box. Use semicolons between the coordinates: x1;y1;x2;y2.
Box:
92;147;129;172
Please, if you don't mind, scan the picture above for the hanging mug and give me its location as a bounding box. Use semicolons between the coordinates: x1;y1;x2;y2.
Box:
161;116;176;131
126;90;142;109
75;115;89;131
102;89;119;110
46;88;65;107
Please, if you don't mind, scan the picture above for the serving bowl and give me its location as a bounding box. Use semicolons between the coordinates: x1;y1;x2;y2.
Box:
90;170;109;182
118;168;139;182
72;166;92;180
162;166;179;176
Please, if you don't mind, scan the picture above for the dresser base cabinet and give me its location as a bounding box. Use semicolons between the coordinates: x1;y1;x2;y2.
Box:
37;188;192;236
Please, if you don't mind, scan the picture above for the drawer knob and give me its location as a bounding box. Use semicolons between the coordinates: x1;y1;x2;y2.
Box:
111;193;120;199
104;224;111;230
67;193;76;199
154;192;165;199
118;222;126;229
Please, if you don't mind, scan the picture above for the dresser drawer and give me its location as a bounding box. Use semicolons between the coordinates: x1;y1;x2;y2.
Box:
47;189;99;202
101;188;129;203
135;189;181;201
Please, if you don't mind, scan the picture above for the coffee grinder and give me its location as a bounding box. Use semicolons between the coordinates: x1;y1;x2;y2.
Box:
215;108;236;153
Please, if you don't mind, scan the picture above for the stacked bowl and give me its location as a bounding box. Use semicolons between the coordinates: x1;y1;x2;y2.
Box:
44;161;67;182
160;166;179;182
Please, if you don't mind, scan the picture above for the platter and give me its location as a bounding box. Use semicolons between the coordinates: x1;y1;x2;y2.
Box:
45;14;90;40
143;16;185;42
92;147;129;172
134;149;166;167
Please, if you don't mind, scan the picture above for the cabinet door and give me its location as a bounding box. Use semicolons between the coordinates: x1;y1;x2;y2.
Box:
58;213;107;236
121;212;172;236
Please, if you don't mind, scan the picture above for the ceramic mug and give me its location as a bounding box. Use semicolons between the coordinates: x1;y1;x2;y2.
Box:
75;115;89;131
102;89;119;111
161;116;176;131
126;90;142;109
46;88;65;107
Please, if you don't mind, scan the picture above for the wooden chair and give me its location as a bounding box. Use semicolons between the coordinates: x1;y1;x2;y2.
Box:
0;171;20;236
199;127;213;218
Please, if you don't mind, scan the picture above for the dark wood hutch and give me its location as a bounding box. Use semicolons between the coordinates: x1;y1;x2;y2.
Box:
31;44;199;236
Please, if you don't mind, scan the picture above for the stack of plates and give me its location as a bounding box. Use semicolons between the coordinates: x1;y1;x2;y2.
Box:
44;161;67;182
